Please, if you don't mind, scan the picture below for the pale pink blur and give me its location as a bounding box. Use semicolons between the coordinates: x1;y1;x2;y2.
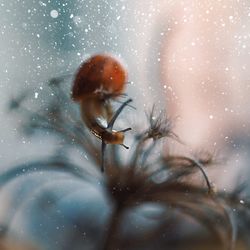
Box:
161;1;250;154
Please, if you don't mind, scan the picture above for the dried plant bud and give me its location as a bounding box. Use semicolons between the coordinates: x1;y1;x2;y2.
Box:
145;108;179;141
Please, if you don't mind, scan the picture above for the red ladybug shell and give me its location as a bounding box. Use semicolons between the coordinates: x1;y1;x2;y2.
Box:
72;54;127;101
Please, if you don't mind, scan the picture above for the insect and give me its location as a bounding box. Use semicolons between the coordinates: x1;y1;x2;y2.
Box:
72;54;132;172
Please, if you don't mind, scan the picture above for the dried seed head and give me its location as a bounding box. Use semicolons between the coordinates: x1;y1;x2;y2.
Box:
146;108;178;141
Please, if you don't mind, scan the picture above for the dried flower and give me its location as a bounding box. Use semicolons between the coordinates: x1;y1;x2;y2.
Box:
5;74;250;250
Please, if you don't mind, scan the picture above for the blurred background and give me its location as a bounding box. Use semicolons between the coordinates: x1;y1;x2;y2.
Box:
1;0;250;249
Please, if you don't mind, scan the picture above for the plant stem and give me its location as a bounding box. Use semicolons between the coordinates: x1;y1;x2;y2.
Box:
103;205;123;250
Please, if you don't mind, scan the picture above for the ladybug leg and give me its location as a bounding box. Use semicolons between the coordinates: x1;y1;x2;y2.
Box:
120;144;129;149
118;128;131;150
101;139;107;172
118;128;132;133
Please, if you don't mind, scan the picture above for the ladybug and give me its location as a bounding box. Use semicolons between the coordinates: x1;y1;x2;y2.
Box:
72;54;132;172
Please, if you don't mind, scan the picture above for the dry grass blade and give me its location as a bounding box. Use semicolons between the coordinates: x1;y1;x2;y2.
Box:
0;158;93;189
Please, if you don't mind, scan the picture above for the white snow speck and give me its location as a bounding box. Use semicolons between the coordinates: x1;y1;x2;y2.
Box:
209;115;213;119
50;10;59;18
73;16;82;25
39;1;46;7
35;92;39;99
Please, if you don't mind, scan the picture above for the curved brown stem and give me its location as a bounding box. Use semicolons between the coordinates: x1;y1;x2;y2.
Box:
103;206;123;250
